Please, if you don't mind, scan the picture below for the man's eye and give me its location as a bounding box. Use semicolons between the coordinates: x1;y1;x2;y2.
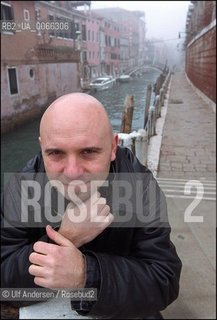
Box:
82;149;97;155
49;150;62;156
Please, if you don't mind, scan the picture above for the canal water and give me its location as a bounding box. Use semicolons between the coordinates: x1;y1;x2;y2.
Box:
1;70;160;186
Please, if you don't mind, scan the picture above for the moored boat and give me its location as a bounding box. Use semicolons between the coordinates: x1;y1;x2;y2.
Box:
89;76;116;91
117;74;132;82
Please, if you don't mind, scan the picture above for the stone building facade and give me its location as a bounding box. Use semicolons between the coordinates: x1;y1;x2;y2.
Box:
185;1;216;110
1;1;85;133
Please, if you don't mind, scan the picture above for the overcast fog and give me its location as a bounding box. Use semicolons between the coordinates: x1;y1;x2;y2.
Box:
91;1;191;41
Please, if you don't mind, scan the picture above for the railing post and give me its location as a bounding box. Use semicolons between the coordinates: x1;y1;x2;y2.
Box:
121;95;134;133
154;95;161;118
163;72;171;94
135;129;148;166
144;84;152;129
147;105;156;142
159;87;164;108
150;105;156;136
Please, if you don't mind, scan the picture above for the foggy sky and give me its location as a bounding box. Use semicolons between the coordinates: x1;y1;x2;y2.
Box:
91;1;191;41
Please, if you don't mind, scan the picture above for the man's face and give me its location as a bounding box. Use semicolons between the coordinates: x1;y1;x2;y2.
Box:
40;120;118;202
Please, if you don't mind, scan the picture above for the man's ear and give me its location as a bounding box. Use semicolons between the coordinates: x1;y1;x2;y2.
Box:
111;133;119;161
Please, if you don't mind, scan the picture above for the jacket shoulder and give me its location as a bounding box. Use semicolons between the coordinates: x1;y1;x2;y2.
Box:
113;146;150;173
21;152;44;173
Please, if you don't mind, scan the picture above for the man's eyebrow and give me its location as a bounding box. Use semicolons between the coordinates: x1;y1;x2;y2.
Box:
81;147;102;151
44;147;103;154
44;148;64;154
80;147;103;153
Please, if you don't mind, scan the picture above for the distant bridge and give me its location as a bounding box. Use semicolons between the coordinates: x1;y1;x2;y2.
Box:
127;62;167;76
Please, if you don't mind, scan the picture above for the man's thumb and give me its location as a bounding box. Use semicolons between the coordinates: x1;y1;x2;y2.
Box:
46;225;71;247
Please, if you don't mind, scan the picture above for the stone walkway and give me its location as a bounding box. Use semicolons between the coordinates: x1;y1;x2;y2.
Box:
158;71;216;179
157;70;216;319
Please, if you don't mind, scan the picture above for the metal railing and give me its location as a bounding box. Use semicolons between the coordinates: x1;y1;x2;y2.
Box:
118;69;171;166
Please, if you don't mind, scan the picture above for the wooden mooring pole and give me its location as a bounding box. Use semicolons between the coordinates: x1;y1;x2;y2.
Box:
155;73;165;95
121;95;134;133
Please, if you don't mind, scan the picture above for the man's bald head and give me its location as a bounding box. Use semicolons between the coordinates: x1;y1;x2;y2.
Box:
39;92;118;199
39;93;113;139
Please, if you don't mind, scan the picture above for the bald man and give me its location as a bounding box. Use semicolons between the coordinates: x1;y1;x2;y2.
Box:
1;93;182;319
39;93;118;201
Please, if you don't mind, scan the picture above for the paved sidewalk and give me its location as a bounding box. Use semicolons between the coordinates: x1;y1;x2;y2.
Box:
157;71;216;319
158;71;216;179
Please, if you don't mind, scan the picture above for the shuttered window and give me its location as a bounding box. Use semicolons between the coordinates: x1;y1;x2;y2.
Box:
8;68;18;94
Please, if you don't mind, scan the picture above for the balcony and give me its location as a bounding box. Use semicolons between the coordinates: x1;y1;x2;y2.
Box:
35;44;80;63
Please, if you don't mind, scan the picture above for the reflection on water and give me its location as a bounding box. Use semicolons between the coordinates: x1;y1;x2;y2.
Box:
91;71;160;132
1;70;160;180
1;119;40;188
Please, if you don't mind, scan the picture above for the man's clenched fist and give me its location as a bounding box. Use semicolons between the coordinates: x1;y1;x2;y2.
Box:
29;225;86;289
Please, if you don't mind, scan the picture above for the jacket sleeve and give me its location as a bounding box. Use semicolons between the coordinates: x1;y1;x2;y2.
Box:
1;173;101;312
79;177;182;318
88;227;181;318
1;174;46;290
1;224;48;290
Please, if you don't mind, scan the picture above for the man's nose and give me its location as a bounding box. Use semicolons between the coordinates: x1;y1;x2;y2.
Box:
63;156;84;180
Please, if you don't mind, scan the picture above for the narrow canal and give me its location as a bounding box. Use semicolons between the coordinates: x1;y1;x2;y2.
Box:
1;69;160;186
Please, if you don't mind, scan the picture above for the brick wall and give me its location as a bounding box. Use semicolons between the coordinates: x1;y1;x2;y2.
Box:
186;24;216;103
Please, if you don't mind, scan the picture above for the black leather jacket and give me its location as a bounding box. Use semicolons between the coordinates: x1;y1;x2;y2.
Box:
1;146;182;318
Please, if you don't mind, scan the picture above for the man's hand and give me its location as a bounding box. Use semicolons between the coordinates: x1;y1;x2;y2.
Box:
58;193;114;247
29;225;86;289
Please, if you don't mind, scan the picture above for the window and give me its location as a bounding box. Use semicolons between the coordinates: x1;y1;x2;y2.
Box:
63;19;69;38
82;24;86;41
35;9;40;21
8;68;18;95
29;68;34;78
35;9;41;35
111;53;118;60
70;22;79;39
55;16;69;38
82;51;87;61
56;16;63;38
48;14;55;36
1;3;13;20
55;15;68;38
24;9;30;21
